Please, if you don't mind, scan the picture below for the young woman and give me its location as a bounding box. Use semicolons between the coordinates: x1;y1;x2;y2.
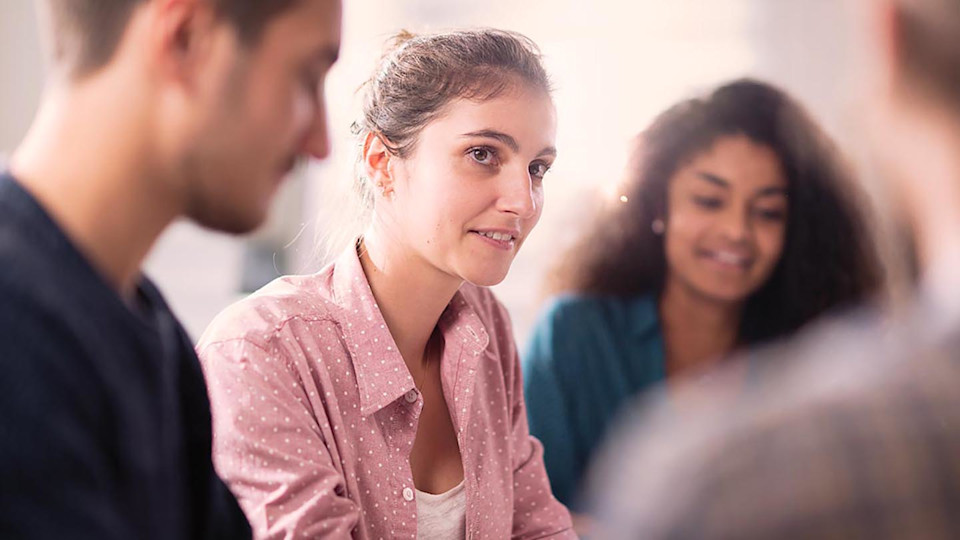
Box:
197;30;574;539
522;79;883;509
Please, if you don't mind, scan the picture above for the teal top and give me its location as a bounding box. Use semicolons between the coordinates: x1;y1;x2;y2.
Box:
522;294;666;508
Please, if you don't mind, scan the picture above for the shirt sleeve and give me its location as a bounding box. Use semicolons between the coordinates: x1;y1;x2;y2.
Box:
499;307;577;539
199;338;359;539
522;300;584;506
0;302;135;538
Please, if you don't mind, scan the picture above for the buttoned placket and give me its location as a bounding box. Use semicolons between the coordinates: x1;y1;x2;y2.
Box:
446;316;489;540
391;320;488;539
348;284;493;539
395;389;423;538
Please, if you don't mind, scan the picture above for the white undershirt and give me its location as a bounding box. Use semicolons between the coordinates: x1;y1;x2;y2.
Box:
416;480;467;539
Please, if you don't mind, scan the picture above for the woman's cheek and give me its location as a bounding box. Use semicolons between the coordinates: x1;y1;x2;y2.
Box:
758;223;787;264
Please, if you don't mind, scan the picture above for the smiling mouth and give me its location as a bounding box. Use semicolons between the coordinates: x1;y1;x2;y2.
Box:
471;230;518;250
476;231;515;242
700;249;753;270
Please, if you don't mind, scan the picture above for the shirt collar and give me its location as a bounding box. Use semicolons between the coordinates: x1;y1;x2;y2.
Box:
332;243;491;417
437;292;491;356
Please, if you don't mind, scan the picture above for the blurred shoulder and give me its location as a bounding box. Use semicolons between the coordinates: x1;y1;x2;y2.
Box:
592;304;960;537
533;292;658;339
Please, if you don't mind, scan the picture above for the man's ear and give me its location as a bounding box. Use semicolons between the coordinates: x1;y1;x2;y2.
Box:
363;132;396;198
147;0;224;89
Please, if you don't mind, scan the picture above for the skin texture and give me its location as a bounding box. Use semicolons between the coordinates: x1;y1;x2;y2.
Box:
859;0;960;294
360;86;557;493
176;0;342;233
10;0;341;295
658;135;788;376
662;135;788;306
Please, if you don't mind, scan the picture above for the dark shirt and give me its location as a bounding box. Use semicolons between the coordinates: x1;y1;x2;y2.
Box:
522;294;665;507
0;172;251;539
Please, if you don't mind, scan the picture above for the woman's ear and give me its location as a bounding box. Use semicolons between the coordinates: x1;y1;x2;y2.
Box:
363;132;395;198
651;197;668;235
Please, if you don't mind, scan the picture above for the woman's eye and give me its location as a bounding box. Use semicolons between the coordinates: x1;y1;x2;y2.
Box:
754;208;787;222
469;147;495;165
692;195;723;209
529;161;550;180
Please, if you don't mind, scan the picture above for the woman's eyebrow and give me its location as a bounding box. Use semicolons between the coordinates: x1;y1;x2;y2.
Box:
461;130;519;152
696;171;730;188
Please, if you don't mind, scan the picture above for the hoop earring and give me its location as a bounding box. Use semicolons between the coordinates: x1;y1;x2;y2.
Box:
651;218;665;235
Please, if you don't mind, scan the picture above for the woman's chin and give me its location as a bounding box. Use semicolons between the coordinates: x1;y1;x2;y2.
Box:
461;268;510;288
694;284;758;305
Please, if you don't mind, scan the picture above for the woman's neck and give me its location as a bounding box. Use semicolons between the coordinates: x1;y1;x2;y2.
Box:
358;232;463;375
658;277;743;376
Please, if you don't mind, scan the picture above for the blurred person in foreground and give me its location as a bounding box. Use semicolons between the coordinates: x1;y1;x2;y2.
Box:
522;79;882;513
590;0;960;538
0;0;340;537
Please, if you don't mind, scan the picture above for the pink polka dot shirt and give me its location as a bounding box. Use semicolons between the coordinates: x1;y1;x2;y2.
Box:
197;247;575;539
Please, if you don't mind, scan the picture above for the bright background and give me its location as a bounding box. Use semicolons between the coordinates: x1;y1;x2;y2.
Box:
0;0;867;345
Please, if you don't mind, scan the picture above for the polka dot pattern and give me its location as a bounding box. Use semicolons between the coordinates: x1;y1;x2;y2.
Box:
197;248;574;539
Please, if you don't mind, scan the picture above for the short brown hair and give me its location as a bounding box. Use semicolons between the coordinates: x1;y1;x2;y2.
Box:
896;0;960;108
42;0;298;77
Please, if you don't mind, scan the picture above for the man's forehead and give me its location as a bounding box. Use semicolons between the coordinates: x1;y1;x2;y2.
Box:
276;0;342;36
255;0;341;57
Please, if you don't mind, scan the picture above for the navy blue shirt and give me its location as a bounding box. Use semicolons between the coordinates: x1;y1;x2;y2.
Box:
522;294;666;508
0;172;251;539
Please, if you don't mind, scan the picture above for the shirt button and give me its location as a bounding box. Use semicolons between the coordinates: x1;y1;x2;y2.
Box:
402;487;415;501
404;390;418;403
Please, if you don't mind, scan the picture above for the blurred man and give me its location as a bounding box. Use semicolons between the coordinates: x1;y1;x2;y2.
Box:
592;0;960;537
0;0;340;537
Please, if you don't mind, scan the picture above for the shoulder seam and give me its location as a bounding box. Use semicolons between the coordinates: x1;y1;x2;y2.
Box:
200;312;342;352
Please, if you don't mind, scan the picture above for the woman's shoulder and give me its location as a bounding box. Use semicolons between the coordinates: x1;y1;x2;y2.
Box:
524;293;663;385
197;270;342;353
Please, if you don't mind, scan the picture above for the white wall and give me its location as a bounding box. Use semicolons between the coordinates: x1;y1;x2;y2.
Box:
0;0;863;344
0;1;43;155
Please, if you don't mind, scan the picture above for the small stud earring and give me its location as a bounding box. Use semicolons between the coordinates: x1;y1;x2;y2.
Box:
651;218;665;235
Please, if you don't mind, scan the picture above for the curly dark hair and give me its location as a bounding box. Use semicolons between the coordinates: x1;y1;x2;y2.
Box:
549;79;883;344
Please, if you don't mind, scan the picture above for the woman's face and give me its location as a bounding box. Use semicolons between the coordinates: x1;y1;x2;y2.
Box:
663;135;789;304
382;85;557;287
